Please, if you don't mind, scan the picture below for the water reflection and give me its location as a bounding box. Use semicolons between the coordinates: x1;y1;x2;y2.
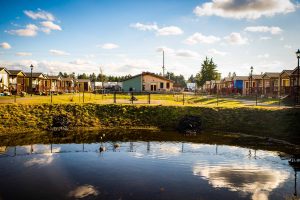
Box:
193;164;289;200
0;141;299;199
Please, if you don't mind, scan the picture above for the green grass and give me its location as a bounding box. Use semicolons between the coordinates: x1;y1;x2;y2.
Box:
0;93;284;109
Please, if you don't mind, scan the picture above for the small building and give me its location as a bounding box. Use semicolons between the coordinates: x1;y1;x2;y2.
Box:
262;72;280;97
122;72;173;92
232;76;248;95
0;67;10;93
47;75;62;93
279;70;293;96
187;83;197;91
77;79;91;92
7;69;26;94
24;72;47;94
61;77;75;93
290;67;300;103
202;81;211;94
245;74;263;96
210;80;221;94
220;77;233;95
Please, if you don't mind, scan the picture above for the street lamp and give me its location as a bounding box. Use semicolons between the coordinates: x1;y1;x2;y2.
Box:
296;49;300;104
30;64;34;96
250;66;253;95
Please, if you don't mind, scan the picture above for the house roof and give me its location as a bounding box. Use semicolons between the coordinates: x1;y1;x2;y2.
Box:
0;67;11;74
7;70;26;76
47;75;61;80
232;76;248;81
77;79;90;82
280;70;294;77
123;72;174;82
222;77;232;82
262;72;280;79
291;67;299;75
24;72;46;78
61;77;74;81
251;74;263;79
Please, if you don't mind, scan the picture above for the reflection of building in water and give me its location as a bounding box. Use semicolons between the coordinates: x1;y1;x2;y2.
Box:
0;146;7;153
289;155;300;197
193;163;290;200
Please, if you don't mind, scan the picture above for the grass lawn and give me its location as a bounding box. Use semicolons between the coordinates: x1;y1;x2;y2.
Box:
0;93;286;109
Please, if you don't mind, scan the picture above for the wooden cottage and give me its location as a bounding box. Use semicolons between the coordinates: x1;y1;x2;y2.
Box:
279;70;293;97
0;67;10;93
61;77;75;93
290;67;300;104
47;75;62;93
220;77;233;95
7;69;26;94
245;74;263;96
262;73;280;97
24;72;47;94
122;72;173;92
77;79;91;92
232;76;248;95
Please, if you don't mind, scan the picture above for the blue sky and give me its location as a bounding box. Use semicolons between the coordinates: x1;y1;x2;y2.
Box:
0;0;300;78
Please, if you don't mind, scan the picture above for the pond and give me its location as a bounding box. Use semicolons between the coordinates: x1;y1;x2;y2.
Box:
0;135;299;200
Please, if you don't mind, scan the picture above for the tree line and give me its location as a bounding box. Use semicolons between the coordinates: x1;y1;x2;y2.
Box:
58;57;225;87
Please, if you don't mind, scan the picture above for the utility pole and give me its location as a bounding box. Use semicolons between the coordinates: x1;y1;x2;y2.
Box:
162;50;165;77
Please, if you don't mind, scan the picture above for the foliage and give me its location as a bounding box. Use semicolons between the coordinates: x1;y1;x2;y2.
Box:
165;72;187;87
195;57;220;87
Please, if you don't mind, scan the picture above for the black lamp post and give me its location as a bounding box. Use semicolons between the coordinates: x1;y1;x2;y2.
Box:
250;66;253;95
296;49;300;104
30;64;34;96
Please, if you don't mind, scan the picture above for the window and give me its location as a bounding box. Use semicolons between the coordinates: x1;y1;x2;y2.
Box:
166;82;170;89
160;82;164;89
142;85;145;91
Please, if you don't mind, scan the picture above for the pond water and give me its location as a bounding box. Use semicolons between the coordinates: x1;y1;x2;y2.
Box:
0;140;299;200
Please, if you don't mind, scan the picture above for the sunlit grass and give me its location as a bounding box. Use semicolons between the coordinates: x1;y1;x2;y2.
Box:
0;93;283;109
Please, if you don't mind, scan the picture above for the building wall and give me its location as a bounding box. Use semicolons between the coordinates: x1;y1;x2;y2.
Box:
142;74;173;92
0;70;9;91
122;75;142;92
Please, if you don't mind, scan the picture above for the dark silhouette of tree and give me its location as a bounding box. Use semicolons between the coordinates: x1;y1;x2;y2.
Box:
165;72;186;87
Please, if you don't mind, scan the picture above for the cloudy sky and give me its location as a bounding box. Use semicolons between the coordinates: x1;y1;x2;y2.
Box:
0;0;299;78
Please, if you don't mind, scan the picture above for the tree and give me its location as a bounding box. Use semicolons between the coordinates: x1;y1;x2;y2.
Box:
188;75;195;83
195;57;219;87
89;73;97;82
77;73;88;79
165;72;187;87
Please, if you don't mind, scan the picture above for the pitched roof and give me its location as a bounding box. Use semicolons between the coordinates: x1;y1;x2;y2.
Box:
0;67;10;74
251;74;263;79
7;70;26;76
280;70;294;76
123;72;174;82
61;77;74;81
232;76;248;81
222;77;232;82
47;75;61;80
262;72;280;78
77;79;90;82
24;72;46;78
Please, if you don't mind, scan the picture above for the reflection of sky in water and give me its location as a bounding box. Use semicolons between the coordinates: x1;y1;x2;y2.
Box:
0;142;297;200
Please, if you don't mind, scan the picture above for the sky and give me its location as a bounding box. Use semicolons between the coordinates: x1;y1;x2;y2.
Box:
0;0;300;78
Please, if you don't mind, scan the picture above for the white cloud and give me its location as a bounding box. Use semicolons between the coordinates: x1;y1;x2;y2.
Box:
224;32;248;45
40;21;62;33
7;24;38;37
70;59;93;65
245;26;282;34
156;46;175;54
156;26;183;36
24;9;55;21
284;45;292;49
130;22;158;31
257;53;270;58
49;49;70;56
184;33;220;45
260;36;272;40
0;42;11;49
130;22;183;36
176;49;200;58
100;43;119;49
193;0;296;20
208;48;228;56
15;52;32;56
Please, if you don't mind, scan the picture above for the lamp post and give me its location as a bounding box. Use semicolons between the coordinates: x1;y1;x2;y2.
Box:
30;64;34;96
250;66;253;95
296;49;300;104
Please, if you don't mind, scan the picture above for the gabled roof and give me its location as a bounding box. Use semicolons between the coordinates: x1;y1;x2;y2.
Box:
291;67;299;75
7;69;26;76
123;72;174;82
262;72;280;79
232;76;248;81
0;67;11;74
61;77;74;81
47;75;62;80
251;74;263;79
280;70;294;77
24;72;46;79
222;77;232;82
77;79;90;82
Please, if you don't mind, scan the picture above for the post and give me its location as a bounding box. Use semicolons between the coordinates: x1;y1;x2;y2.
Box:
183;93;185;105
255;93;258;106
131;92;133;104
79;92;80;103
217;90;219;106
148;92;150;104
51;91;53;104
297;51;300;105
114;92;116;103
14;93;16;103
83;90;85;103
